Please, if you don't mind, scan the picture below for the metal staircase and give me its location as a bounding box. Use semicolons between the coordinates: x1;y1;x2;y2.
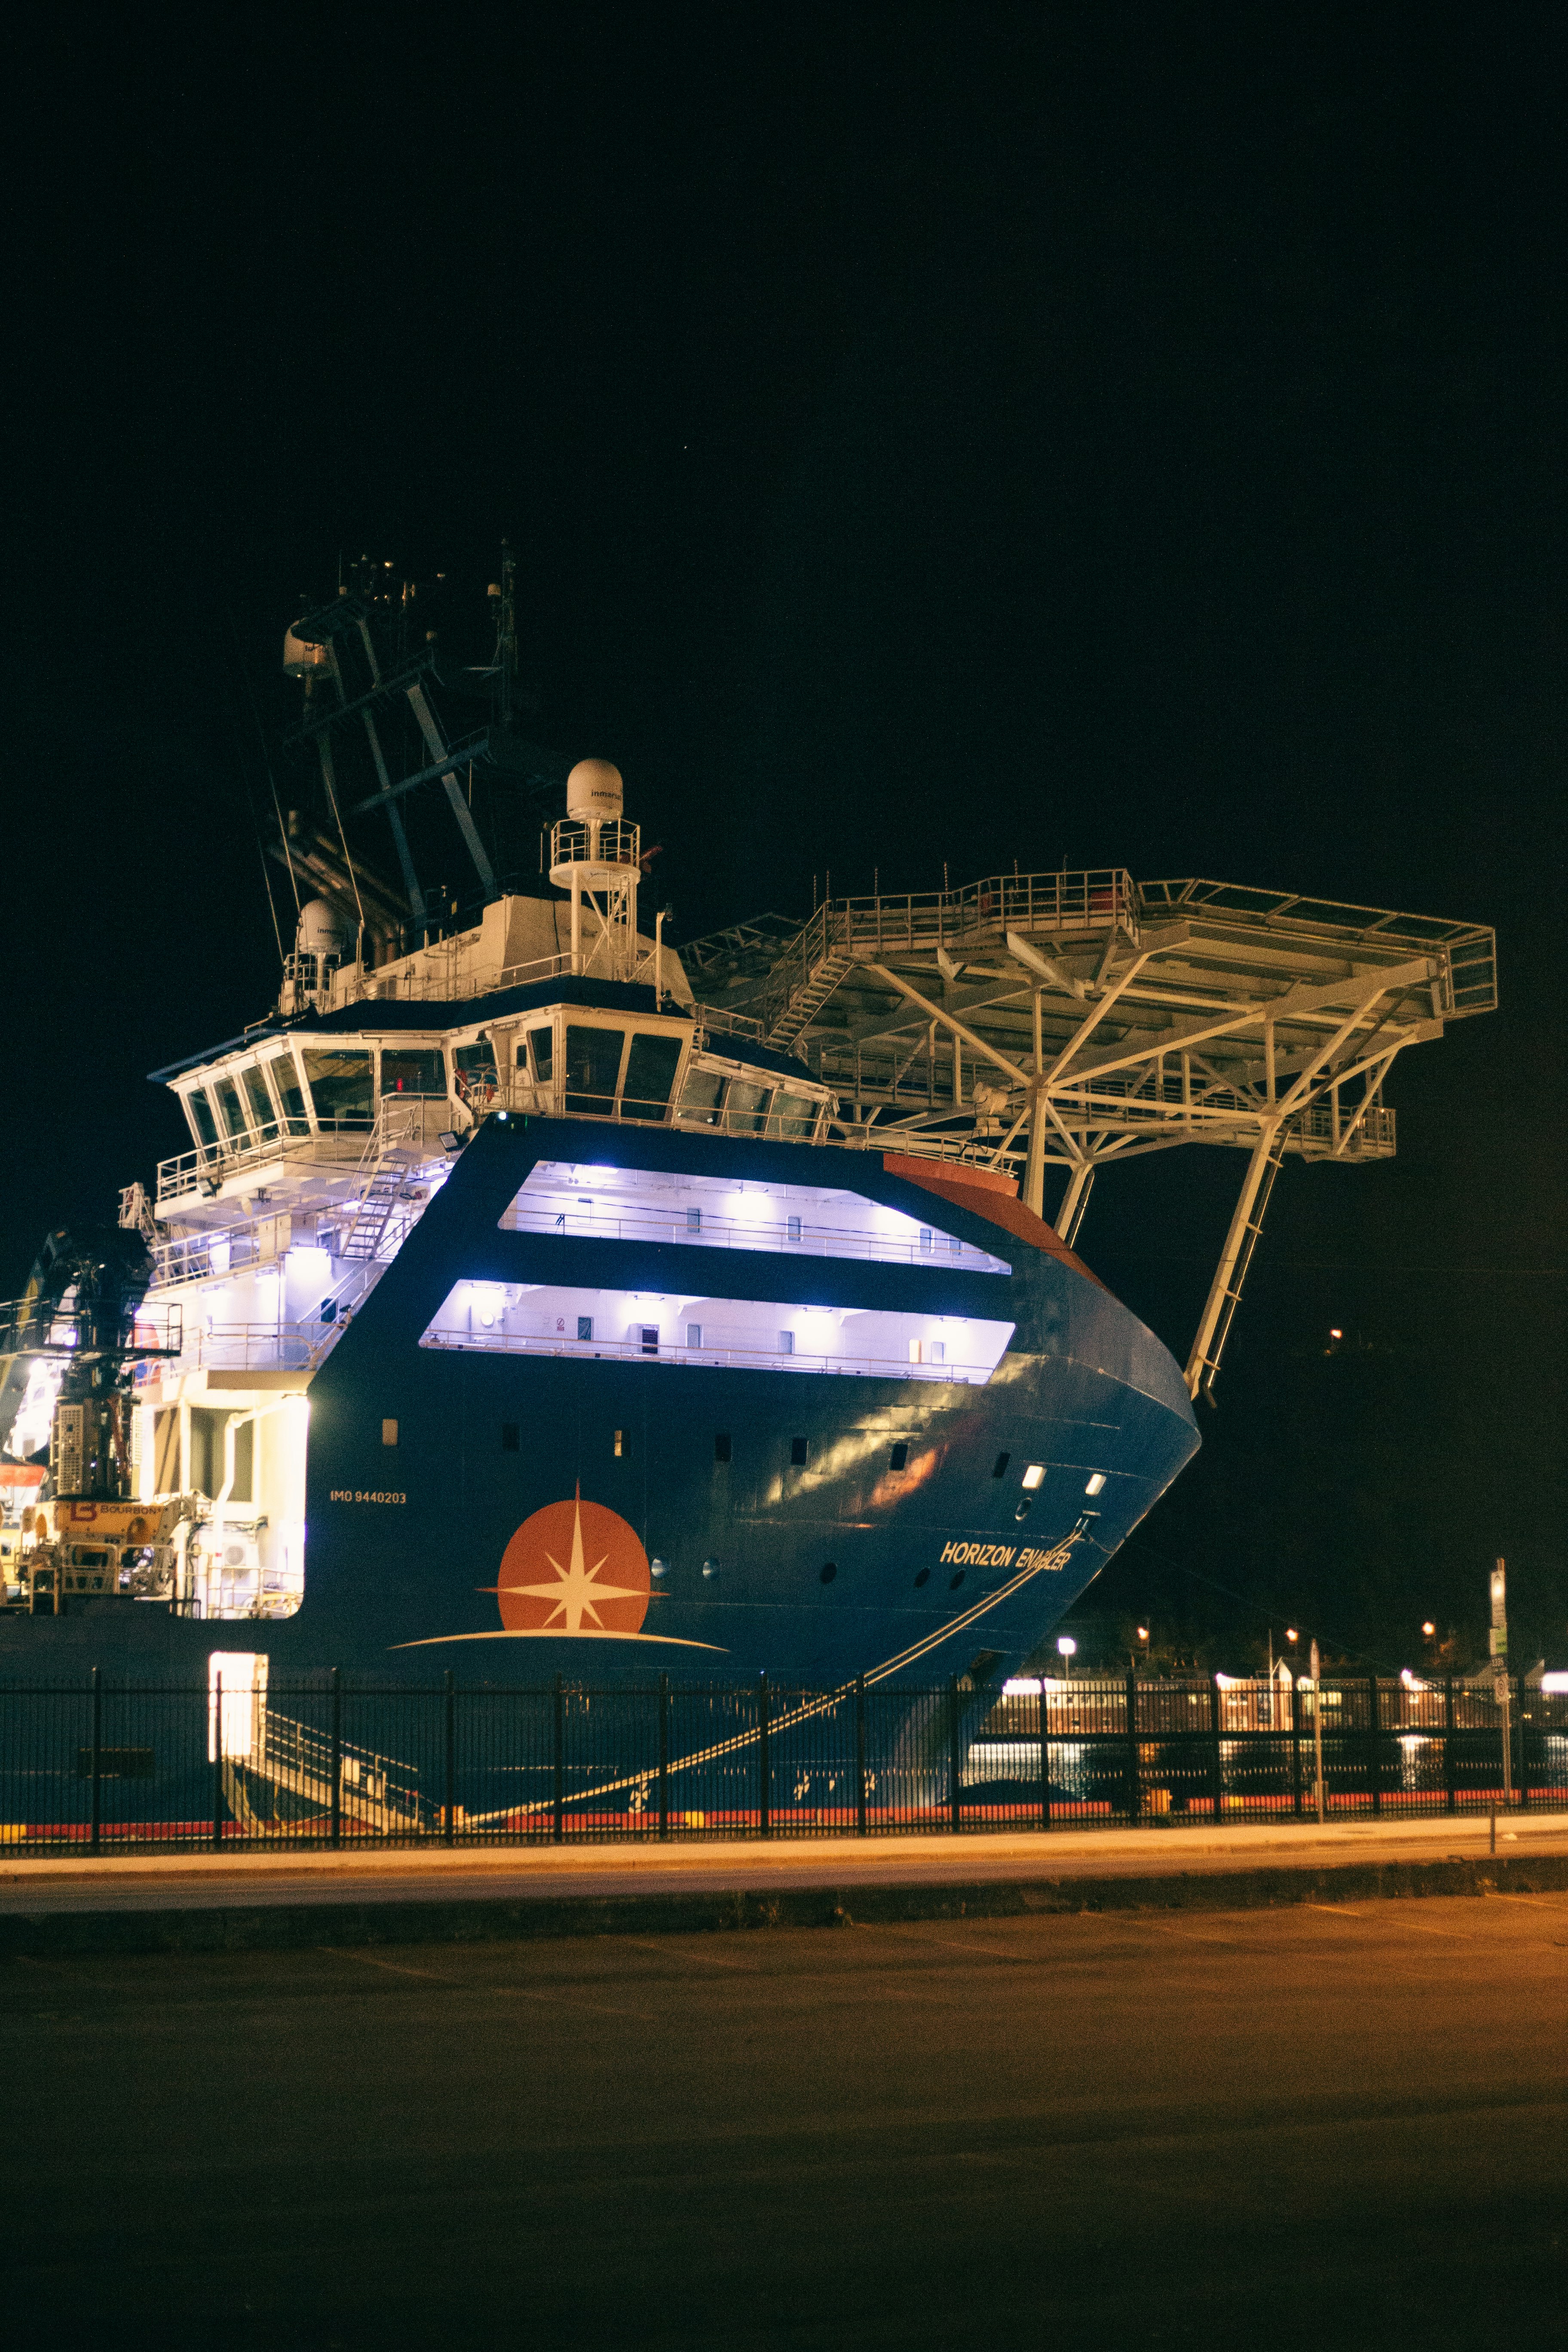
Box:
340;1118;423;1262
768;947;855;1050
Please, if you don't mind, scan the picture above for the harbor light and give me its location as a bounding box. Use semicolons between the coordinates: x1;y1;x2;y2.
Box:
1285;1627;1298;1645
1422;1620;1436;1638
1057;1636;1076;1655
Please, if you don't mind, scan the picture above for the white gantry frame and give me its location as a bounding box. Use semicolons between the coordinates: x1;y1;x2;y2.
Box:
686;871;1496;1402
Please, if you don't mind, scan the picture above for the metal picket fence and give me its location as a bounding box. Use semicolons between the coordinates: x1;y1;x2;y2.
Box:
1;1669;1564;1853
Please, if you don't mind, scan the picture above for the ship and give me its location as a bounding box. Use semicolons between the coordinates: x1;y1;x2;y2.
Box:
0;557;1498;1729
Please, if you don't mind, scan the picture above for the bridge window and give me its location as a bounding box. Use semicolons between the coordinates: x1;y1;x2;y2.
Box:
382;1048;446;1097
265;1052;310;1136
678;1066;725;1124
214;1077;248;1146
186;1089;220;1155
453;1042;499;1106
726;1079;772;1135
564;1025;626;1114
622;1032;684;1121
302;1049;373;1128
774;1092;818;1140
242;1063;279;1144
527;1025;554;1083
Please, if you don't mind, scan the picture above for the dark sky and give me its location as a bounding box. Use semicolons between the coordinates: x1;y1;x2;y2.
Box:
8;5;1564;1662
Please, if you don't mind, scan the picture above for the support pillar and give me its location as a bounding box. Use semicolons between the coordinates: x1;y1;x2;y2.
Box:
1022;1086;1047;1217
1184;1121;1284;1400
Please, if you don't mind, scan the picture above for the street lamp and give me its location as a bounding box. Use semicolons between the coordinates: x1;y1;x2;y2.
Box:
1057;1634;1077;1682
1135;1623;1151;1672
1421;1620;1436;1639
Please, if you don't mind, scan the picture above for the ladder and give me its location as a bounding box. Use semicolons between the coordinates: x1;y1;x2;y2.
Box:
340;1120;422;1262
767;946;856;1050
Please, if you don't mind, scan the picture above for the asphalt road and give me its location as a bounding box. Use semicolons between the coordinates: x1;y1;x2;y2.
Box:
8;1809;1566;1911
7;1894;1566;2349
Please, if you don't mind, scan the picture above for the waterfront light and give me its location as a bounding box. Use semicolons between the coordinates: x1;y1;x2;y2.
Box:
1422;1620;1436;1638
1057;1636;1076;1656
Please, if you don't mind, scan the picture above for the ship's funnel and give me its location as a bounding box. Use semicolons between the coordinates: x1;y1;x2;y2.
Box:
566;759;624;824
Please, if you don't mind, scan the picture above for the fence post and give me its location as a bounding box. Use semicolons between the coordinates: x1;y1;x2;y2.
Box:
1515;1674;1528;1810
1208;1676;1224;1819
1444;1675;1457;1814
1289;1669;1304;1818
757;1672;772;1838
948;1678;962;1832
1368;1676;1382;1817
658;1673;670;1840
1038;1678;1051;1829
89;1666;102;1856
552;1672;565;1844
443;1668;455;1847
1124;1672;1141;1823
329;1666;342;1850
854;1675;867;1836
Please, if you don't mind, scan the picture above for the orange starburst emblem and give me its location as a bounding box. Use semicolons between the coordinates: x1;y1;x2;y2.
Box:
490;1487;651;1635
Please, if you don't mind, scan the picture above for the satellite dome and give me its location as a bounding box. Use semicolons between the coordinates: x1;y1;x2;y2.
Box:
566;759;624;823
295;897;352;959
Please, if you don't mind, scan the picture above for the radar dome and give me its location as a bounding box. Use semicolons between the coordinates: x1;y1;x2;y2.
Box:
566;759;624;823
295;898;353;959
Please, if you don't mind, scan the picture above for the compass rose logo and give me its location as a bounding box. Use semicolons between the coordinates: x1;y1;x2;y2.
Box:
489;1487;651;1636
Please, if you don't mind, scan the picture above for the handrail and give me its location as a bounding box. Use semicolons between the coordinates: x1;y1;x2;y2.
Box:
498;1200;1009;1271
420;1327;999;1384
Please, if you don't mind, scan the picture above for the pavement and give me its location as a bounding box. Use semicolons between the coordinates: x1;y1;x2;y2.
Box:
7;1891;1568;2347
3;1808;1566;1951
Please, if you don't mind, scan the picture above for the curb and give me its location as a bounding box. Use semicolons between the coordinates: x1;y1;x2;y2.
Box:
3;1849;1566;1957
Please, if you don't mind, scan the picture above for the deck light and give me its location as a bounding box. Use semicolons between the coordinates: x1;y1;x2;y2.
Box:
1022;1464;1045;1490
1084;1472;1106;1496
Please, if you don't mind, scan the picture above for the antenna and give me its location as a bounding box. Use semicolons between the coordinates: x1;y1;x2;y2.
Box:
492;537;519;734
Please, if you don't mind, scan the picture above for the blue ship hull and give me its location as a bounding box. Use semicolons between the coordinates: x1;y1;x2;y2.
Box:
0;1119;1198;1686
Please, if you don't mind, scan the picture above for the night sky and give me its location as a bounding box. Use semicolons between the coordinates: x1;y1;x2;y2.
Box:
9;8;1564;1667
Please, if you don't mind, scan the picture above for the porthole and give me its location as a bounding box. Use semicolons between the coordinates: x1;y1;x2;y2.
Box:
1015;1500;1032;1521
949;1570;966;1590
913;1568;931;1587
651;1558;669;1579
701;1558;720;1578
819;1562;838;1584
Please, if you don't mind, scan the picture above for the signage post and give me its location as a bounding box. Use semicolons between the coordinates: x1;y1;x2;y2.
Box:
1490;1559;1512;1809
